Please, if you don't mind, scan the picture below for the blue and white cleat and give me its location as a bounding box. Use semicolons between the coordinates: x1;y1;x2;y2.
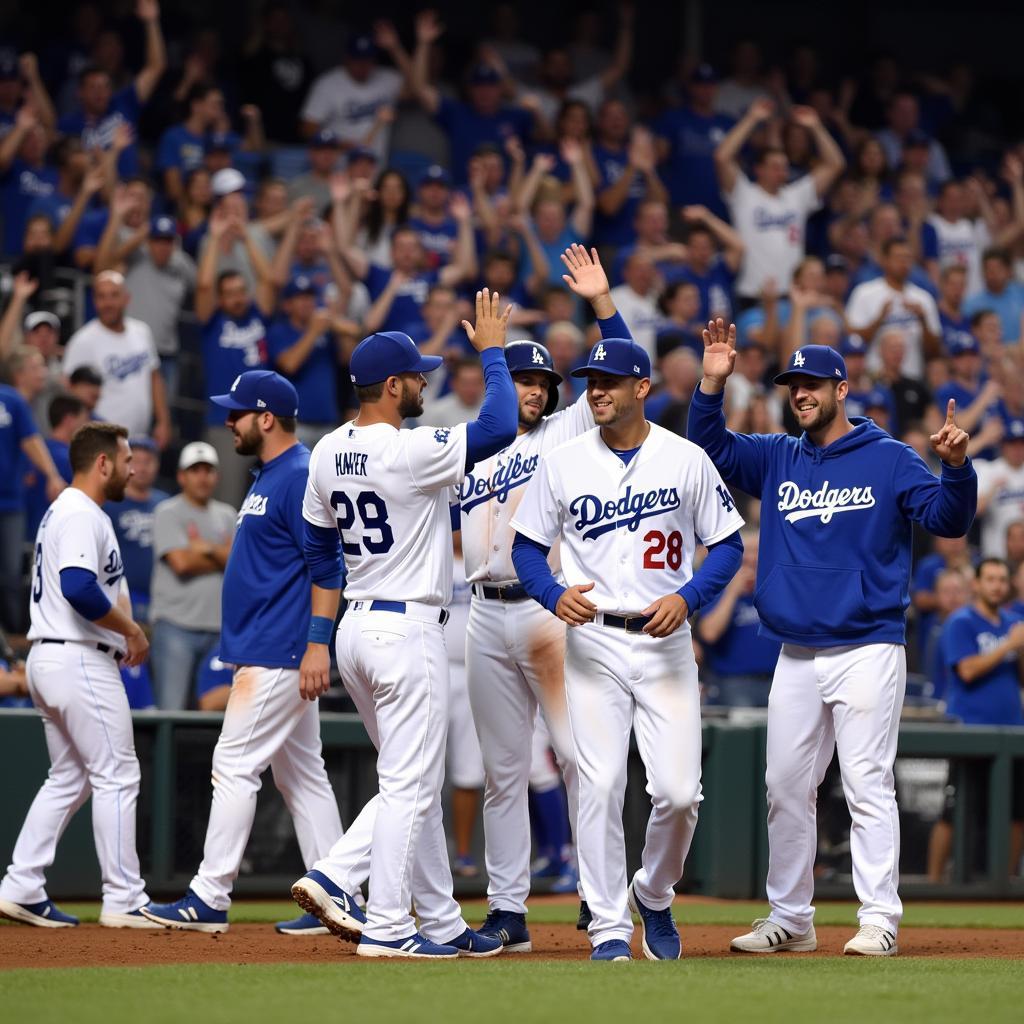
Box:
99;907;165;929
275;912;331;936
591;939;632;961
356;933;458;959
446;927;504;958
290;870;366;943
628;879;681;960
140;890;229;933
0;898;79;928
478;909;532;953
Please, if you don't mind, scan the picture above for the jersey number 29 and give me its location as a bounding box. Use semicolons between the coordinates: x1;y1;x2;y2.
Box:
331;490;395;556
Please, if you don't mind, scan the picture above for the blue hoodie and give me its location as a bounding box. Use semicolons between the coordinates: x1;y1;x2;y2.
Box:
687;387;977;647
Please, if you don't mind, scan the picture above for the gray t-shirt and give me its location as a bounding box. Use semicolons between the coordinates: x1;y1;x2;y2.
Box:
125;248;197;356
150;494;236;631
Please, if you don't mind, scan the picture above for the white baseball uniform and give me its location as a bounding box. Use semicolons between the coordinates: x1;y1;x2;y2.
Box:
302;419;473;944
460;393;593;915
512;422;744;946
447;555;484;791
0;488;148;916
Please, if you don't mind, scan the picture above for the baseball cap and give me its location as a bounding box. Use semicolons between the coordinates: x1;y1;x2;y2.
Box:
25;310;60;332
346;34;377;59
205;131;234;154
349;331;443;386
129;435;158;454
948;334;981;356
150;214;176;239
773;345;848;385
179;441;219;470
839;335;867;357
210;369;299;417
418;164;451;188
347;146;378;166
825;254;849;274
283;274;318;298
310;129;340;149
690;63;718;84
1002;416;1024;441
211;167;246;198
570;338;651;380
469;64;502;86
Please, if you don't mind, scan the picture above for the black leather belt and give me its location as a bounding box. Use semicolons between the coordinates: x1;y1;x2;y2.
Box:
39;639;124;662
601;614;653;633
475;582;529;602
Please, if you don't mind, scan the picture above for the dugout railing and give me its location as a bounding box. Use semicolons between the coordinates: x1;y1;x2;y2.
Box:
1;710;1021;901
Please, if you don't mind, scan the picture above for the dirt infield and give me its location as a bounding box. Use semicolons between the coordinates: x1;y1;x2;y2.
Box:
1;923;1022;968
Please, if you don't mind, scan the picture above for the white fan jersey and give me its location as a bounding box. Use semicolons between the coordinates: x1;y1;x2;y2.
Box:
28;487;127;652
511;422;744;613
303;420;468;605
459;393;594;584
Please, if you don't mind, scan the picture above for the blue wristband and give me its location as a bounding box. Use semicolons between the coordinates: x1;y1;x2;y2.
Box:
308;615;334;645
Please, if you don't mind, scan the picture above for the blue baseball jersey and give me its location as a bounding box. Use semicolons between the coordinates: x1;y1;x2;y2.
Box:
120;662;155;709
700;591;782;676
195;646;234;699
435;98;534;186
58;85;142;177
408;215;458;270
688;390;978;647
364;265;438;335
105;488;170;619
592;143;647;248
156;123;206;176
1;159;58;255
652;106;734;216
0;383;39;513
220;443;314;669
267;319;339;424
940;606;1024;725
201;306;269;425
674;259;736;324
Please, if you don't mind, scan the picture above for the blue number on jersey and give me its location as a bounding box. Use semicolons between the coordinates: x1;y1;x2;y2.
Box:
32;542;42;602
330;489;395;556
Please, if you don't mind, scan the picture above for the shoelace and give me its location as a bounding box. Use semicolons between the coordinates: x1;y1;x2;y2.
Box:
642;903;678;940
857;925;894;943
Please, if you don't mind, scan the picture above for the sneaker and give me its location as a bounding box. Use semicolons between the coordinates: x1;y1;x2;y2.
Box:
356;933;458;959
453;855;479;879
844;925;898;957
0;898;79;928
290;870;366;943
591;939;632;961
627;879;680;960
478;909;532;953
550;866;579;894
98;907;164;929
730;918;816;953
530;856;564;879
446;927;504;958
275;912;330;936
576;900;592;931
140;890;229;933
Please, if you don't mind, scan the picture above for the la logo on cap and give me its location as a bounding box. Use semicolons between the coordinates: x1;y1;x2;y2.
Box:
594;343;606;361
793;351;806;367
532;348;545;364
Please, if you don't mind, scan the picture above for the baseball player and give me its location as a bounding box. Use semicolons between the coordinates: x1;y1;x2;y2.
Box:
0;423;157;929
292;290;517;958
142;371;345;936
688;324;977;956
510;328;745;961
464;246;650;948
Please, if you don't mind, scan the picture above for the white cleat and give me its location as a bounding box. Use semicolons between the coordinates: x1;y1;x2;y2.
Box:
730;918;817;953
843;925;898;956
98;909;166;929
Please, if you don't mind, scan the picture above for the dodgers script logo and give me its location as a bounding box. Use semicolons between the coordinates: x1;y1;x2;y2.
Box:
777;480;876;524
570;485;681;541
238;492;269;522
460;451;540;513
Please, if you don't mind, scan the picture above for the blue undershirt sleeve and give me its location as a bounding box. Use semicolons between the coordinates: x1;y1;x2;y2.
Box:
465;348;518;468
597;310;633;342
59;567;113;621
302;521;345;589
678;530;743;615
511;533;566;615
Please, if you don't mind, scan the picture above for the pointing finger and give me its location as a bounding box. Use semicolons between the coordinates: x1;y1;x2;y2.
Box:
946;398;956;426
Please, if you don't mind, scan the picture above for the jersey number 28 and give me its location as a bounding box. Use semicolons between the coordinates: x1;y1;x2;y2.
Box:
331;490;395;556
643;530;683;570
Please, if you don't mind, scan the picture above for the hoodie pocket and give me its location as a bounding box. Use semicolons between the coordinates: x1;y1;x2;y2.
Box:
755;563;871;638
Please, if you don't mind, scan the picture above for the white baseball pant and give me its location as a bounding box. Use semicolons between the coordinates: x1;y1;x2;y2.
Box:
189;665;344;911
466;595;579;914
565;622;702;948
529;711;560;792
765;642;905;935
311;605;467;944
0;643;148;915
448;662;485;790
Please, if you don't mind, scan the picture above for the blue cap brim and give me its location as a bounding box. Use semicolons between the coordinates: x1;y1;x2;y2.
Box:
772;369;842;385
209;392;254;411
414;354;444;374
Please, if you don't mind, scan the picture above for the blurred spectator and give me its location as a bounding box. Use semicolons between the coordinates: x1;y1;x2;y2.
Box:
873;328;938;433
962;248;1024;345
300;29;405;161
725;335;781;432
923;180;990;295
425;357;484;428
645;345;701;435
937;264;972;348
846;237;941;378
337;168;410;269
408;165;460;269
0;52;56;137
912;534;974;663
610;198;682;286
609;252;660;362
875;93;951;190
67;364;102;414
194;645;234;711
0;279;63;424
934;334;1000;438
713;39;772;120
1008;522;1024;579
21;392;82;540
655;282;704;360
73;169;149;275
544;319;586;407
156;82;225;205
921;566;971;702
675;206;744;324
57;0;167;178
974;419;1024;559
61;270;171;444
105;435;168;624
715;100;845;305
150;441;235;710
0;103;57;258
697;530;781;706
287;131;342;212
483;5;540;84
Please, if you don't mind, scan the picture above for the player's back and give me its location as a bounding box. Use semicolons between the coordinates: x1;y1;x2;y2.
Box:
305;419;469;605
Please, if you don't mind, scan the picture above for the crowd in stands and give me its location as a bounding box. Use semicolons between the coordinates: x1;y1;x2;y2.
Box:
0;2;1022;760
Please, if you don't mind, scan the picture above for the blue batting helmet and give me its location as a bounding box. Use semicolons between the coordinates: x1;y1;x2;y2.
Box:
505;340;563;416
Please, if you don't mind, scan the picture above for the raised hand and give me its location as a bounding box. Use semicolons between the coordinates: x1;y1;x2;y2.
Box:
930;399;969;467
701;317;738;389
560;243;610;301
449;191;472;221
555;582;598;626
12;271;39;301
790;105;821;129
462;288;512;351
415;9;444;44
329;171;351;205
136;0;160;22
560;137;584;166
532;152;557;174
747;97;775;123
373;20;400;53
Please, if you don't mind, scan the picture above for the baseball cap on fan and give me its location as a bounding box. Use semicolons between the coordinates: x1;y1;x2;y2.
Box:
211;167;247;198
773;345;848;385
25;310;60;332
570;338;651;380
209;369;299;416
349;331;443;386
179;441;219;470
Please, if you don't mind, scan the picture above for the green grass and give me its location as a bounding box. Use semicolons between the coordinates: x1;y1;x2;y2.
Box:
1;960;1021;1024
34;898;1024;930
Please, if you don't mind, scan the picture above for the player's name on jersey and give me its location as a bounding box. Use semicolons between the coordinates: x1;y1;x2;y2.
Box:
776;480;877;525
335;452;369;477
569;485;682;540
460;451;540;512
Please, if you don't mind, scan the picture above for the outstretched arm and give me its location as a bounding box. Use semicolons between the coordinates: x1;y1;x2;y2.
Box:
714;97;774;195
791;106;846;197
134;0;168;104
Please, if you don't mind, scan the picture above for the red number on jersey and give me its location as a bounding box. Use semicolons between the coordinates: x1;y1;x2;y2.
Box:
643;530;683;570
